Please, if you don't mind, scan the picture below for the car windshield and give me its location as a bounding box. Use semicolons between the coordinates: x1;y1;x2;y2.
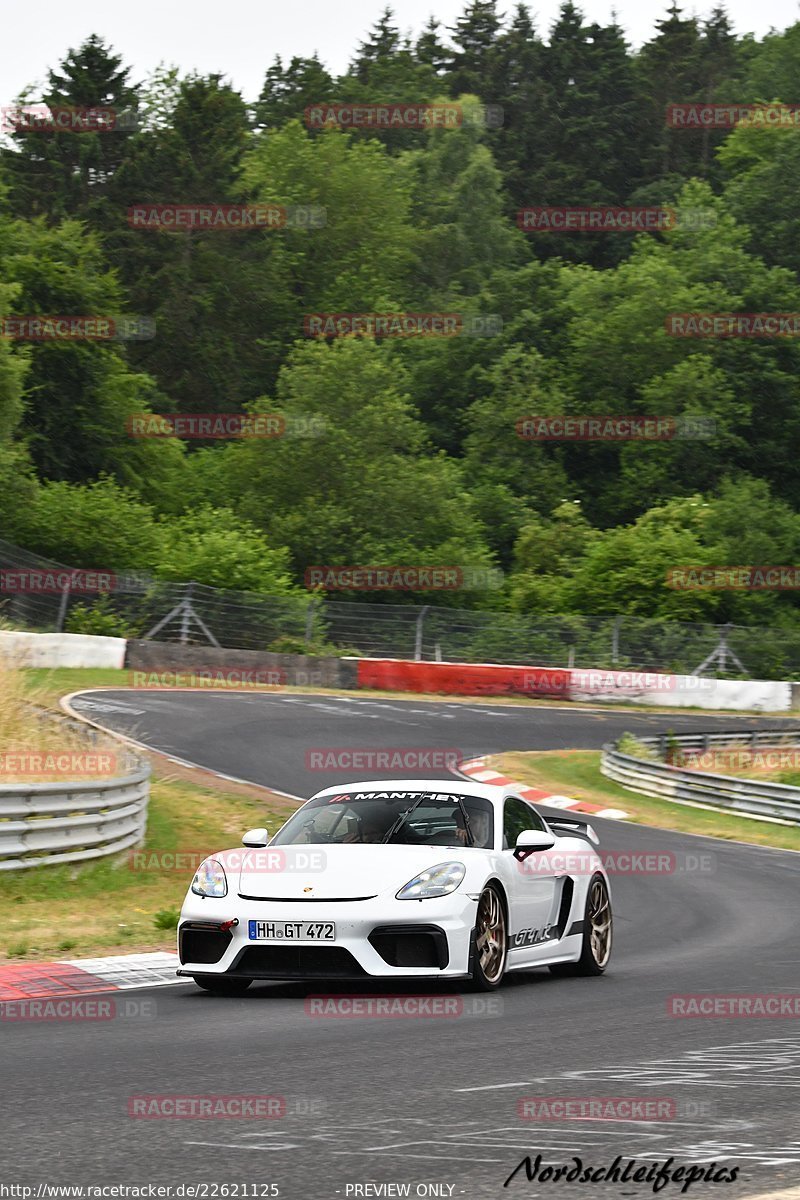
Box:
270;789;495;848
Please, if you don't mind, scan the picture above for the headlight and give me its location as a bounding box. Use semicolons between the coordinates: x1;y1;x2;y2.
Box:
191;857;227;898
396;861;466;900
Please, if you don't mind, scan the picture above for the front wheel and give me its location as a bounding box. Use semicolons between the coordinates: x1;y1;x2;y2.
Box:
469;884;507;991
549;874;612;977
193;975;252;995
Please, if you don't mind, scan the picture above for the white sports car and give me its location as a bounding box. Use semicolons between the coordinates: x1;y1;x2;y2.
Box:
176;778;612;993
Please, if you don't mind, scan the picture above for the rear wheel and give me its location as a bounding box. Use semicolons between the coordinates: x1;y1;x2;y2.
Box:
549;874;612;977
469;884;507;991
193;975;252;995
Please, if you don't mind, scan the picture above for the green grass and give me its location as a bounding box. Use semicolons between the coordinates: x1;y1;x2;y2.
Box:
495;749;800;851
1;769;297;963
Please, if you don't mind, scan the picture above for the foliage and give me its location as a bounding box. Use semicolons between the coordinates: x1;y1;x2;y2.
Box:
64;594;140;638
2;14;800;634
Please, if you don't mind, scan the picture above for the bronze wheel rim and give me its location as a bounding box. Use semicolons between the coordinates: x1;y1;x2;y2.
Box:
589;878;612;967
476;888;506;983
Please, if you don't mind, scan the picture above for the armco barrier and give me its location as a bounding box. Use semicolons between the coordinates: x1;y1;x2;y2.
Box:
0;631;126;670
601;730;800;823
0;759;150;870
355;658;570;697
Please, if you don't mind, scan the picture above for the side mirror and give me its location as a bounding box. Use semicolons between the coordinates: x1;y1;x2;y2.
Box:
242;828;270;848
513;829;555;861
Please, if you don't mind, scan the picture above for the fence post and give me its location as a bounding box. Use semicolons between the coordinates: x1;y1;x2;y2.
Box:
55;578;71;633
611;615;621;664
179;583;194;645
414;605;430;661
304;598;317;647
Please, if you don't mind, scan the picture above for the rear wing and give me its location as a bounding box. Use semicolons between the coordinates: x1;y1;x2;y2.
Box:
545;816;599;845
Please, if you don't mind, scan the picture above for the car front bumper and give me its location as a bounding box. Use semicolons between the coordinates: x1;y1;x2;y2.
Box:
177;891;481;980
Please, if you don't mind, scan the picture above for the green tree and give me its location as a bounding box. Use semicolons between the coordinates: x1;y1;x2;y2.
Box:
635;2;705;182
448;0;504;98
0;213;184;496
157;508;296;593
8;477;164;569
2;35;138;223
226;340;495;594
107;74;256;413
256;55;335;130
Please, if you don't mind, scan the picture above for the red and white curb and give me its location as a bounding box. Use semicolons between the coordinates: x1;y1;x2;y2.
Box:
459;757;629;820
0;951;181;1003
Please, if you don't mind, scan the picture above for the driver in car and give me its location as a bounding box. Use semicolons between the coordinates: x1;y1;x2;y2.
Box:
342;815;385;843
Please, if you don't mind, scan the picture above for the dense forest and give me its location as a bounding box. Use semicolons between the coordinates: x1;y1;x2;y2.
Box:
1;2;800;632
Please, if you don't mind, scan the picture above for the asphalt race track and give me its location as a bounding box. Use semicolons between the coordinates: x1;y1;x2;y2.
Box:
2;691;800;1199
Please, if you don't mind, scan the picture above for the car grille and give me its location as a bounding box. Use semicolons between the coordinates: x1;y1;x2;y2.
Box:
179;923;232;965
232;945;366;978
368;924;449;969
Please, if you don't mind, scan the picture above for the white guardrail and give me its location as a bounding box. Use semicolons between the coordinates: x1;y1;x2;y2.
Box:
0;752;150;871
602;729;800;824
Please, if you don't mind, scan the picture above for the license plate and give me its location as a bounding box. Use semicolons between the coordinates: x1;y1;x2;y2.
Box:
248;920;336;942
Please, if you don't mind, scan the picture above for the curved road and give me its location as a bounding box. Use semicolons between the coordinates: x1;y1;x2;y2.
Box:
2;691;799;1198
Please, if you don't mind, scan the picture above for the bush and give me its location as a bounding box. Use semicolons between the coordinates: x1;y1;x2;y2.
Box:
65;595;140;638
266;635;360;657
153;908;180;931
617;732;659;760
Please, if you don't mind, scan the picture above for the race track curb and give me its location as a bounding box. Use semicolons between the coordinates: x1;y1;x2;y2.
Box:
0;951;182;1003
458;757;630;820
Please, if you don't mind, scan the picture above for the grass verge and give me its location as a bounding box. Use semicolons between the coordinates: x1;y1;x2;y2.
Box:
1;771;297;964
494;749;800;851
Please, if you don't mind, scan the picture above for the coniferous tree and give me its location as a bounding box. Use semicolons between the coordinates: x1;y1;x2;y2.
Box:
635;2;705;182
447;0;504;99
415;18;450;75
352;9;402;84
2;35;138;223
256;55;335;130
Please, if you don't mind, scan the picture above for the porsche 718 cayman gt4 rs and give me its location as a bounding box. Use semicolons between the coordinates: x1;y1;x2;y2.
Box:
177;778;612;993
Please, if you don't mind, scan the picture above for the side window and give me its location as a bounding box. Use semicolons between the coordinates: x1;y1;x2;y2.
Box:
503;797;545;850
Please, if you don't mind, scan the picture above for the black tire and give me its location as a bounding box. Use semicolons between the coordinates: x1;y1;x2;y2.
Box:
549;874;612;977
468;884;507;991
193;975;253;995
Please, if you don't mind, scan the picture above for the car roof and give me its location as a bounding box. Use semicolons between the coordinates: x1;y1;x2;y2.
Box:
309;778;515;805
